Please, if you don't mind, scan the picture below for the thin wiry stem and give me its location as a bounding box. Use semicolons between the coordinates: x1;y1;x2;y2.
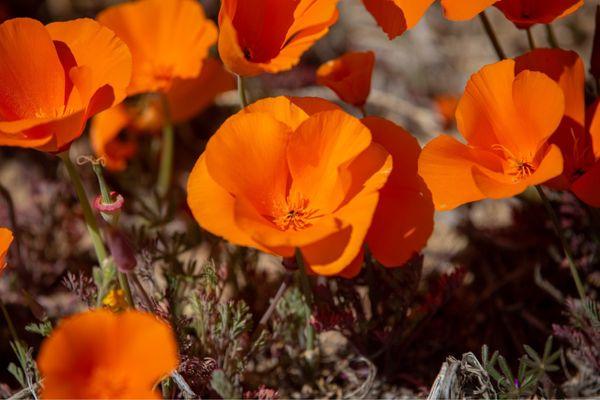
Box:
157;94;175;198
545;24;559;48
0;297;20;345
526;27;537;50
478;11;507;60
251;273;293;341
535;186;586;301
237;74;249;108
296;249;315;364
59;151;108;265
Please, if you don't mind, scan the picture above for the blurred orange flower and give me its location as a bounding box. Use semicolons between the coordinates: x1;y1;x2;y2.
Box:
38;309;179;399
339;118;434;278
97;0;217;95
187;96;393;276
91;58;234;171
434;94;459;130
419;59;565;210
0;18;131;152
218;0;340;77
0;227;13;271
495;0;583;29
362;0;497;40
316;51;375;109
515;48;600;207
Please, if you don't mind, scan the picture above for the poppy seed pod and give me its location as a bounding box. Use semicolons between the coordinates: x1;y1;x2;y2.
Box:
94;191;124;225
105;226;137;272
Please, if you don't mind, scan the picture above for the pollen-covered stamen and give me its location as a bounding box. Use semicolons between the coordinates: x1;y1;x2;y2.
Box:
508;159;536;182
272;195;320;231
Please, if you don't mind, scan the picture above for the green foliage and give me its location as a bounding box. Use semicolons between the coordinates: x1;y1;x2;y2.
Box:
481;336;561;399
7;341;40;398
24;320;53;337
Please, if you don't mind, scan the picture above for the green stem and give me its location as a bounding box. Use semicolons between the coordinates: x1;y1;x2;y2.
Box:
59;152;108;265
478;11;507;60
130;273;154;311
535;186;586;301
117;272;135;309
545;24;559;48
0;297;20;345
157;94;174;198
237;74;249;109
295;249;315;360
526;27;537;50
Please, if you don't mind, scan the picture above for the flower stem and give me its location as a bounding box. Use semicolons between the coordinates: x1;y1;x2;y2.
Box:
295;249;315;362
0;297;20;345
478;11;507;60
545;24;559;48
251;273;292;341
237;74;249;109
59;151;108;265
117;272;135;309
526;27;537;50
130;272;154;311
157;94;174;198
535;186;586;301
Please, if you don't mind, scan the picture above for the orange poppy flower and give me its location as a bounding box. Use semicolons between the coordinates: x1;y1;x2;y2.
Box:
218;0;340;77
37;309;179;399
515;48;600;207
494;0;583;29
419;58;565;211
434;94;459;130
0;227;13;271
316;51;375;109
338;118;434;278
97;0;217;95
91;58;234;171
0;18;131;153
187;96;393;276
361;0;497;40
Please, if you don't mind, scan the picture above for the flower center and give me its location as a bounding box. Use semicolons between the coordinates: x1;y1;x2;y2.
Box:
508;159;536;182
272;195;319;231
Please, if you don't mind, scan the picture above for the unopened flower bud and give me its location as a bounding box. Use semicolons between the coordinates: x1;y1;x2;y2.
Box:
105;227;137;272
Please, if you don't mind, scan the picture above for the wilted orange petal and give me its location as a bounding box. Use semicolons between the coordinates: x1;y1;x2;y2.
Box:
571;161;600;208
441;0;497;21
0;227;13;271
362;117;434;267
98;0;217;95
362;0;434;39
317;51;375;107
38;309;178;399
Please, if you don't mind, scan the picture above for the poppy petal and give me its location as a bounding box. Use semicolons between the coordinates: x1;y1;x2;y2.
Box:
0;227;13;271
419;134;503;210
98;0;217;94
287;110;373;212
317;51;375;107
441;0;497;21
245;96;341;130
362;117;434;267
90;104;134;171
362;0;434;39
187;156;267;251
204;112;291;215
167;58;235;123
0;18;66;121
571;161;600;208
46;18;132;115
